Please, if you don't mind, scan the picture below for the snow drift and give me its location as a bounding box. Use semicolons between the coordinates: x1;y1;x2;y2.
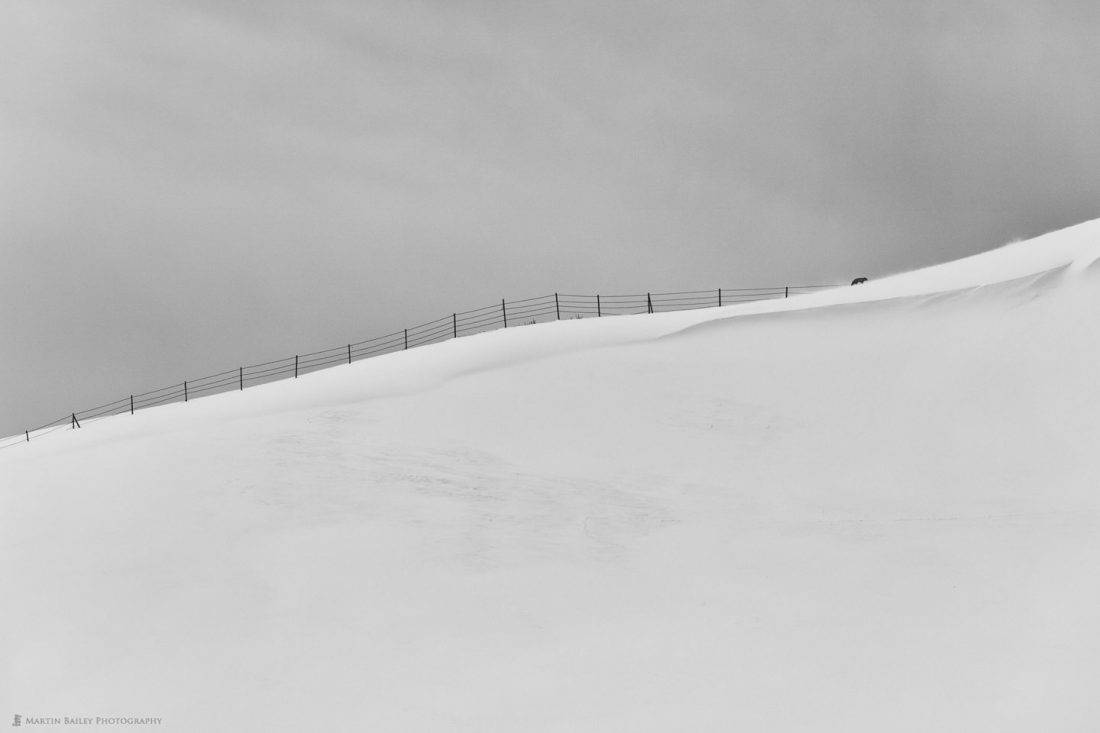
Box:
3;219;1100;731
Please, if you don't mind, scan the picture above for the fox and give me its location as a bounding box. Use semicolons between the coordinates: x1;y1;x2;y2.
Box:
851;277;868;285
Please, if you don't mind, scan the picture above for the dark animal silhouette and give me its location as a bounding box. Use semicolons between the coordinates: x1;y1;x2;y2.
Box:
851;277;868;285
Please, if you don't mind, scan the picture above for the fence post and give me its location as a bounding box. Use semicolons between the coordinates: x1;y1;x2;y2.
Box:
71;412;80;429
347;345;352;364
453;313;457;338
647;292;653;314
718;288;722;307
25;429;29;442
295;355;299;378
239;367;244;390
785;286;789;298
404;329;408;350
184;381;188;402
597;294;601;317
555;293;560;320
502;298;508;328
130;395;134;414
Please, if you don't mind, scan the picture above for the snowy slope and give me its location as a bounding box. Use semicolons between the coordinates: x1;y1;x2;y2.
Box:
3;219;1100;731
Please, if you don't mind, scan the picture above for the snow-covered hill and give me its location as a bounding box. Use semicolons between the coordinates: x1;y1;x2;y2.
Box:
4;220;1100;731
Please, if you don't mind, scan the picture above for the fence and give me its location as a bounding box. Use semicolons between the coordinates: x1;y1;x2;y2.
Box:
2;284;838;448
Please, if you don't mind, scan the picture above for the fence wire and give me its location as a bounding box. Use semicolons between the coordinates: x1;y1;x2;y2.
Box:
2;284;841;448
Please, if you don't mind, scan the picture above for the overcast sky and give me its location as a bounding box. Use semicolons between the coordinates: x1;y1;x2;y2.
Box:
3;0;1100;437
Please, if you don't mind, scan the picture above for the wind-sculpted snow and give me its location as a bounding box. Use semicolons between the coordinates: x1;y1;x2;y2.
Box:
3;219;1100;731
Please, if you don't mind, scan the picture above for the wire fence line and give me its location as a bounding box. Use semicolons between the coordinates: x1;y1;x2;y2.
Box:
2;284;839;449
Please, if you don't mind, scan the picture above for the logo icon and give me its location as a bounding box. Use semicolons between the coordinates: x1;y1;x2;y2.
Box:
11;715;21;727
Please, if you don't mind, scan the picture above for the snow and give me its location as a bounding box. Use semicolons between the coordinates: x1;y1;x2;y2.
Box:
3;218;1100;731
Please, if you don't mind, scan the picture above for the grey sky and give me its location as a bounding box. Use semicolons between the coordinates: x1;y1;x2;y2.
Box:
3;1;1100;437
